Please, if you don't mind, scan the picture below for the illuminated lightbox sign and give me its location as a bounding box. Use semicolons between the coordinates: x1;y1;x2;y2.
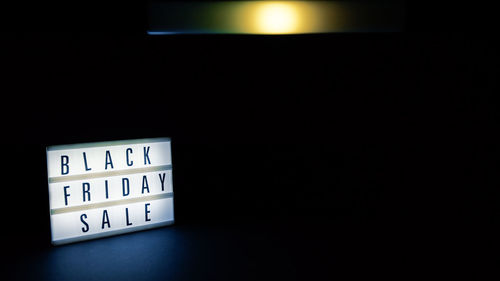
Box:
46;138;174;245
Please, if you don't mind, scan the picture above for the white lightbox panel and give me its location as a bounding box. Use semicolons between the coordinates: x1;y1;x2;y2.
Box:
46;138;174;245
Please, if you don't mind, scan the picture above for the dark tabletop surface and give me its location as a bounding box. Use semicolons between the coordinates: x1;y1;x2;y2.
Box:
6;218;408;281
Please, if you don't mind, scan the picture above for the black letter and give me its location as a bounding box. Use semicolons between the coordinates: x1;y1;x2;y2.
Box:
61;155;69;175
105;180;109;199
81;214;89;232
102;210;111;229
82;182;91;202
145;203;151;222
142;175;150;194
126;148;133;166
144;146;151;165
63;185;70;206
105;150;114;170
122;178;130;196
125;208;132;226
158;173;166;191
83;152;92;171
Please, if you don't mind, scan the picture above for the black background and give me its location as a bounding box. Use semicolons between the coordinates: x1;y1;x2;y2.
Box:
1;1;499;280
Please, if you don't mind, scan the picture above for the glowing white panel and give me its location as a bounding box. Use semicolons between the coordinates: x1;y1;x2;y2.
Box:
46;138;174;245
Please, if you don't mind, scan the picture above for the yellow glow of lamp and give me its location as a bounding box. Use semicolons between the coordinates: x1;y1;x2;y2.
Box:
148;1;404;35
235;1;324;34
255;2;299;34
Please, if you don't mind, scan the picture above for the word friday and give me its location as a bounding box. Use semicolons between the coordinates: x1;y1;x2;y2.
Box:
47;138;174;245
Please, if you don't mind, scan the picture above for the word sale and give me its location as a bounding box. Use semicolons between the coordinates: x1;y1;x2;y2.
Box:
80;204;152;233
